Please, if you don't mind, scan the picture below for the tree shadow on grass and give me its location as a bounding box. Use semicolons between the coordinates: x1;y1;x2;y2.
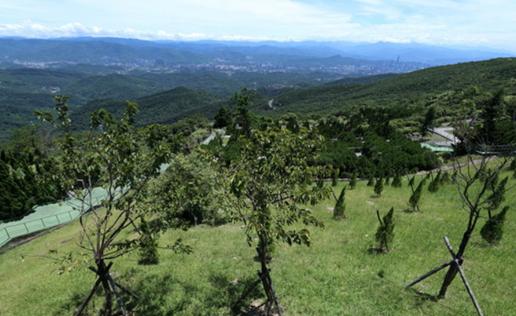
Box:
406;287;439;304
206;273;264;315
61;268;264;315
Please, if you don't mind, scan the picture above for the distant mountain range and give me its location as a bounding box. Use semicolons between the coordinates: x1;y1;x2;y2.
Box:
0;37;511;71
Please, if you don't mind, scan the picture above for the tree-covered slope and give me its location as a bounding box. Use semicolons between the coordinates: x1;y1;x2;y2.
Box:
272;58;516;113
71;87;221;128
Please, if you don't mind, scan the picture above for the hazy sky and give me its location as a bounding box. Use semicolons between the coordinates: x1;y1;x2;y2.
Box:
0;0;515;50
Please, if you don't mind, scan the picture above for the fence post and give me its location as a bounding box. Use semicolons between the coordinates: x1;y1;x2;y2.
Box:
24;223;29;233
4;228;10;239
55;215;60;225
40;218;45;228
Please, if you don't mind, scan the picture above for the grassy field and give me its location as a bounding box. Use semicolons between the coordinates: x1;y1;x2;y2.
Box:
1;171;515;315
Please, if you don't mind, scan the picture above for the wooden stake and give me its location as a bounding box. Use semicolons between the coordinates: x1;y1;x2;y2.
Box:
406;236;484;316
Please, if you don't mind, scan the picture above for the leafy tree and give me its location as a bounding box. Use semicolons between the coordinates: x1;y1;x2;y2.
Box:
333;186;347;219
374;177;383;197
147;151;233;227
375;207;395;253
283;113;300;133
233;92;252;138
230;127;329;315
40;96;172;315
0;141;65;222
480;206;509;245
349;172;357;189
213;106;232;128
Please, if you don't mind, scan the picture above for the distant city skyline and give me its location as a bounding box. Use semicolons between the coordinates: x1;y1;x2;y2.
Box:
0;0;515;52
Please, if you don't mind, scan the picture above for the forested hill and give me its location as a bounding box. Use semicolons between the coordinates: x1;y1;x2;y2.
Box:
71;87;221;128
271;58;516;113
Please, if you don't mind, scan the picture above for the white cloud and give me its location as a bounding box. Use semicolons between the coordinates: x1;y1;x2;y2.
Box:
0;0;515;51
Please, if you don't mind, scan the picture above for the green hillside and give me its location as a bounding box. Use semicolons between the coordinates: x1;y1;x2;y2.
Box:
271;58;516;113
1;174;515;315
71;87;221;128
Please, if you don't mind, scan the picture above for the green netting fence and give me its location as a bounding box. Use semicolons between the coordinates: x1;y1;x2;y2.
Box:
0;187;108;248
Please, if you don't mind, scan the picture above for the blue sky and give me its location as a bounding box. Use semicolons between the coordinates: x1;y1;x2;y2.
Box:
0;0;515;51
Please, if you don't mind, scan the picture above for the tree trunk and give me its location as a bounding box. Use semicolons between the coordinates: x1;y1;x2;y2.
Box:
257;234;281;316
97;260;113;316
438;229;471;299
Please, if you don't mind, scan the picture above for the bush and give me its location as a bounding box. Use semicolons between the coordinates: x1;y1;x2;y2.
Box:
375;207;395;253
480;206;509;245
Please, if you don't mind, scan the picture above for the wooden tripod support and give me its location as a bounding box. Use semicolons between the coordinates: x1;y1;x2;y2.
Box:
405;236;484;316
75;261;137;316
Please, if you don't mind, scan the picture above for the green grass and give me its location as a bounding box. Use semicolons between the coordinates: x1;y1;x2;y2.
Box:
1;172;515;315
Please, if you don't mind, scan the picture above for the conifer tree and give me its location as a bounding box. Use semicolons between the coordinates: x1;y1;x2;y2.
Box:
375;207;395;253
428;170;441;193
332;168;338;187
374;177;383;197
367;175;375;187
391;173;402;188
509;159;516;171
486;176;508;217
333;186;346;219
440;171;451;184
349;172;357;189
409;179;424;212
480;206;509;245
